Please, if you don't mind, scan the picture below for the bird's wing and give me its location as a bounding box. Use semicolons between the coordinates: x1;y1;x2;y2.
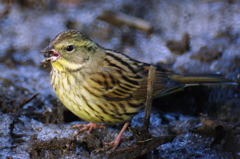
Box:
87;49;184;101
82;67;142;101
87;50;144;101
97;67;143;101
84;64;184;101
95;65;184;101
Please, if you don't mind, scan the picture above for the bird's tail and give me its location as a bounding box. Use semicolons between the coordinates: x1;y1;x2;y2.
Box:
168;73;238;87
149;71;237;98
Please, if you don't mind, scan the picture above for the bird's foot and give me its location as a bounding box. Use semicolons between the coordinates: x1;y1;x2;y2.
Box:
94;136;132;153
94;122;130;152
94;136;121;152
71;122;105;137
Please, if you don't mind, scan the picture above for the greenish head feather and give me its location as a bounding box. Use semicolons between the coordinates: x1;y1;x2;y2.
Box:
51;30;98;54
50;30;101;70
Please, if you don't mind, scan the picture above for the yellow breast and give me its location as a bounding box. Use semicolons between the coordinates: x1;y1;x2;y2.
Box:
50;69;144;124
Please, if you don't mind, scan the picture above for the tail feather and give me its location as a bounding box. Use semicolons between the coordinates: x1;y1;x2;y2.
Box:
168;74;238;87
138;71;237;99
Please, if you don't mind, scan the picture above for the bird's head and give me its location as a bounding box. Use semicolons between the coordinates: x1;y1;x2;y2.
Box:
40;30;102;71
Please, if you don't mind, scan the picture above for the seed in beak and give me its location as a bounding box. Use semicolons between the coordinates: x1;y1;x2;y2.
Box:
44;52;52;58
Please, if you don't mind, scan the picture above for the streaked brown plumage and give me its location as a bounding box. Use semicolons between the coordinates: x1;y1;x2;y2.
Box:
41;30;236;150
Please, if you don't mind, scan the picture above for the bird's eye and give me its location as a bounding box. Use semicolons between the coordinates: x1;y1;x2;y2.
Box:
66;45;74;52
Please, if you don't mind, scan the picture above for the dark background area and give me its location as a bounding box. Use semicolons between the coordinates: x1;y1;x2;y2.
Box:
0;0;239;158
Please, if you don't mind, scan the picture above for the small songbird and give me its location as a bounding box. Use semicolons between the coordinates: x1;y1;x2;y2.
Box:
40;30;236;150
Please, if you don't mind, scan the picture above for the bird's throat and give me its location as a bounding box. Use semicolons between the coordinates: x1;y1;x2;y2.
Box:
52;58;86;72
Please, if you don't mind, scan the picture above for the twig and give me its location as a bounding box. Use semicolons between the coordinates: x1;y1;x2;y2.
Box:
106;135;175;158
19;93;39;108
97;10;152;33
143;65;156;130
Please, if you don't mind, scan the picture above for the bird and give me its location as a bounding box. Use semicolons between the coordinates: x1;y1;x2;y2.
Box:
40;30;237;150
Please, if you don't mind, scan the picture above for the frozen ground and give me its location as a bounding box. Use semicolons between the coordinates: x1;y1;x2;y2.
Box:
0;0;239;158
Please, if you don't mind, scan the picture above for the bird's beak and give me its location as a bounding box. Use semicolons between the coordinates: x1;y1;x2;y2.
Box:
40;45;61;63
40;45;53;53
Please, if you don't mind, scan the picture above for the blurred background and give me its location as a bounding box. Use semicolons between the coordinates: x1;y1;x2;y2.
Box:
0;0;239;158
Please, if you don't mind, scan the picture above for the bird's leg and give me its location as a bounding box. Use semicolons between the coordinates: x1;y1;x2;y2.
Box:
110;122;130;150
95;122;130;152
71;122;105;137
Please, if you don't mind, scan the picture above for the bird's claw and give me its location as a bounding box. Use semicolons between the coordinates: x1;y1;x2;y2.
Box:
93;141;117;153
71;122;105;137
